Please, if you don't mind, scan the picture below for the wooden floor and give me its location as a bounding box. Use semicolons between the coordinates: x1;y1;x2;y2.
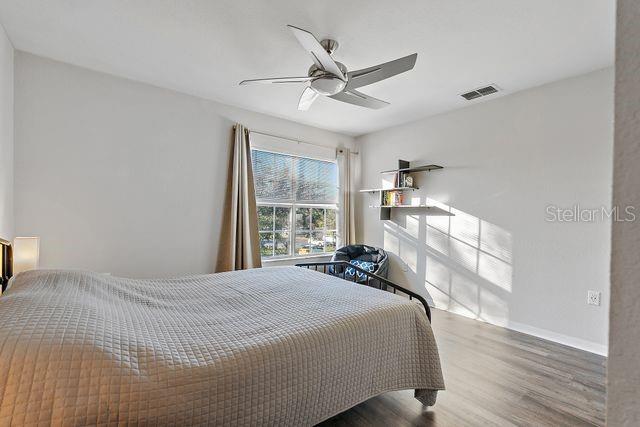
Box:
320;309;606;427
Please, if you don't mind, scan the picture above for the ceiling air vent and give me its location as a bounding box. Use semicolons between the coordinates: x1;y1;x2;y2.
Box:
461;90;482;100
460;85;500;100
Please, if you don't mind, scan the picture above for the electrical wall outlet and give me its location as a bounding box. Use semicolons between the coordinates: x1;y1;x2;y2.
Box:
587;290;601;306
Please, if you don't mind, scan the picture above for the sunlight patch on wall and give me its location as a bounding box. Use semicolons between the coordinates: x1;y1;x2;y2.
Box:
423;201;513;294
423;200;512;324
478;252;513;292
426;212;449;235
426;226;449;257
480;220;513;264
383;197;513;325
449;236;478;273
449;270;480;318
383;224;399;254
449;208;480;247
401;241;418;274
405;215;420;239
385;221;419;274
425;255;451;309
479;288;510;327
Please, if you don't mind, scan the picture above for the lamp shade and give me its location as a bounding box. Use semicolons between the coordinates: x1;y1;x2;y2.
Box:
13;237;40;275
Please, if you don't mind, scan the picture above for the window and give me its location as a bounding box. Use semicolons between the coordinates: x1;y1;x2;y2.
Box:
252;149;339;259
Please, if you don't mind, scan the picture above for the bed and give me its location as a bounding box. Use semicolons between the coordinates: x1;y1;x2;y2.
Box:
0;241;444;425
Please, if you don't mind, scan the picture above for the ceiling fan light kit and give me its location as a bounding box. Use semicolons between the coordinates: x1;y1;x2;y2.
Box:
239;25;418;111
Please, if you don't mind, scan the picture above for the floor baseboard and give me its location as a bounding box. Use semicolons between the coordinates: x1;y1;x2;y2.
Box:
428;302;608;356
506;320;608;356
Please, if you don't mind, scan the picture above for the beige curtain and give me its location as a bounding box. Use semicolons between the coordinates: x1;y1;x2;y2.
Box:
216;124;262;271
338;148;356;246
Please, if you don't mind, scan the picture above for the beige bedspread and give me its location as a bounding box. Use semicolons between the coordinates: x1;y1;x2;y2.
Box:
0;266;444;425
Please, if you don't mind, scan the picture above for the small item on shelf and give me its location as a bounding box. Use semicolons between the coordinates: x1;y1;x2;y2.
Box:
378;190;406;206
382;191;390;206
386;192;403;206
367;159;447;218
404;175;413;188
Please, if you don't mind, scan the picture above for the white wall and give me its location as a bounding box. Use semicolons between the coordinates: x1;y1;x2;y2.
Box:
14;52;354;278
356;69;613;354
607;0;640;423
0;24;13;240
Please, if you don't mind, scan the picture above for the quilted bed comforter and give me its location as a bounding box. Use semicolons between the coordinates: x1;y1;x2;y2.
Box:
0;266;444;425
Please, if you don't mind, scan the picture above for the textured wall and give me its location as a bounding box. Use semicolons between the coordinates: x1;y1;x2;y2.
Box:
607;0;640;424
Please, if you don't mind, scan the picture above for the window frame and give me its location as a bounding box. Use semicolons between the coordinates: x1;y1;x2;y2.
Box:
252;148;340;261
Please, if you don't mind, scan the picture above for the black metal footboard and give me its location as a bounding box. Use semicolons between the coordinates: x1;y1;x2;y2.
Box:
295;261;432;322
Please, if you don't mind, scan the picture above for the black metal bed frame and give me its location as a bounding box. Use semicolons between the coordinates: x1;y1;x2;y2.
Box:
295;261;431;322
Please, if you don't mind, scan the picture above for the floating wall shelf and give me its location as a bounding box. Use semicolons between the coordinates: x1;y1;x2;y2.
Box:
360;159;450;220
380;164;443;174
373;205;448;209
359;187;418;193
376;205;453;218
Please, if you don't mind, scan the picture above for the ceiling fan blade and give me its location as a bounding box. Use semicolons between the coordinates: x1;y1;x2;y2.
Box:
287;25;346;80
329;89;389;109
298;87;320;111
239;76;313;85
346;53;417;90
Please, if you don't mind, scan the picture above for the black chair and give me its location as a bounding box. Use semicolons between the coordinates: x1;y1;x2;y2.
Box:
330;245;389;286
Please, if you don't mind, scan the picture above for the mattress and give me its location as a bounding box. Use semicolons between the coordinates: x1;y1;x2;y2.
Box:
0;266;444;425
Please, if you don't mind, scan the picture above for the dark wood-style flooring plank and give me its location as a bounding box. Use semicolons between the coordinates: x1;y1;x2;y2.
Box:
319;309;606;427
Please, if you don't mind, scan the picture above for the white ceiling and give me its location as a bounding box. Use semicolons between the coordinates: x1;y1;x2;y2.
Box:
0;0;615;136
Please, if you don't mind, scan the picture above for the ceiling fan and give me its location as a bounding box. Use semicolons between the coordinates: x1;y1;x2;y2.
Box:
239;25;418;111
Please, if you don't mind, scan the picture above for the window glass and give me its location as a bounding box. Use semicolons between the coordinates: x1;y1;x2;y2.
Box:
274;207;290;231
296;207;311;231
311;208;325;229
252;150;293;201
326;209;336;230
258;206;274;231
274;232;290;256
259;232;274;257
295;157;339;204
295;232;311;255
253;149;339;259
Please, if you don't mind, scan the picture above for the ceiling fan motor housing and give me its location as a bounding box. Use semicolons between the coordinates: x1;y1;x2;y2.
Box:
308;62;348;95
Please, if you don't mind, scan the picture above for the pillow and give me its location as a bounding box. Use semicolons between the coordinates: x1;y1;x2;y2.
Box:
345;260;377;280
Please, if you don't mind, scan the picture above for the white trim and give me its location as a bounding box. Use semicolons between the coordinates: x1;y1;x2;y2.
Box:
262;253;334;263
251;143;342;259
256;203;338;259
249;131;336;161
431;303;608;356
506;320;608;356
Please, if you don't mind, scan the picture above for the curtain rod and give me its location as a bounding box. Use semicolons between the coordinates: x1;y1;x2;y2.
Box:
233;125;358;155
